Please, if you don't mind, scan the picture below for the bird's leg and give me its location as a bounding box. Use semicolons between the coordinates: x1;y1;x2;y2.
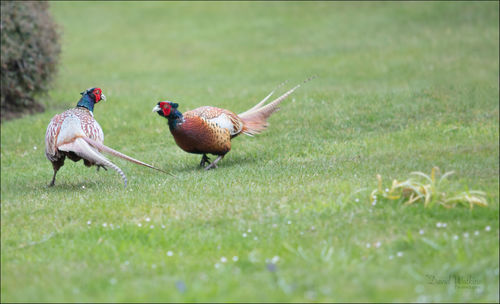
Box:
199;154;211;167
204;155;224;170
49;169;58;187
49;157;65;187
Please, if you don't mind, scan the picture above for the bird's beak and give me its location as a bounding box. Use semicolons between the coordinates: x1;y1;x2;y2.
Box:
152;105;161;113
101;94;106;101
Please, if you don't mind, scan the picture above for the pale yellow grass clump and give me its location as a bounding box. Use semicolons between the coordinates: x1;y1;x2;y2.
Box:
370;167;488;209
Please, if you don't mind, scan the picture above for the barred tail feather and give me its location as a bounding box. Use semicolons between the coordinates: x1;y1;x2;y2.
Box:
82;137;175;177
58;137;128;187
238;80;288;117
238;76;315;136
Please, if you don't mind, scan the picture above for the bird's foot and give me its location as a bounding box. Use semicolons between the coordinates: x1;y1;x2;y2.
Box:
204;163;218;170
200;154;211;167
96;165;108;172
204;155;224;171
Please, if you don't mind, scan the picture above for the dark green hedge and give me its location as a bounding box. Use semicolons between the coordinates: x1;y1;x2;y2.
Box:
1;1;61;120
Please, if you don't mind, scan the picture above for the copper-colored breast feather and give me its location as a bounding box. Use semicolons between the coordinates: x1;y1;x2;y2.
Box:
172;113;232;155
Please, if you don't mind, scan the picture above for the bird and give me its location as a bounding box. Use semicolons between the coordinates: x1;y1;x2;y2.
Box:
45;87;169;187
153;77;314;170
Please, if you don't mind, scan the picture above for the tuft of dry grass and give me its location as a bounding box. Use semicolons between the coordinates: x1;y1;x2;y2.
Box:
370;167;488;209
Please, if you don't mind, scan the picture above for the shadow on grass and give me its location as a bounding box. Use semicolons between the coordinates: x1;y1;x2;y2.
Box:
46;181;103;191
161;153;261;174
2;179;102;198
17;154;262;193
31;172;114;192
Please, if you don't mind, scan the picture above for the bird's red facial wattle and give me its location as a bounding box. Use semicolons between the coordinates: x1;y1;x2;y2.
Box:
159;102;172;116
93;88;103;103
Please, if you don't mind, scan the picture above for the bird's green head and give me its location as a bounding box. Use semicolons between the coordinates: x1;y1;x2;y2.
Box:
77;87;106;111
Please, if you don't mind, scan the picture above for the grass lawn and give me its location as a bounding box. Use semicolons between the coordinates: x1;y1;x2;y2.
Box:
1;1;499;302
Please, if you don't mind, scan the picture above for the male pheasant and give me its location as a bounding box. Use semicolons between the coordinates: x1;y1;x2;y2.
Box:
153;78;313;170
45;87;167;187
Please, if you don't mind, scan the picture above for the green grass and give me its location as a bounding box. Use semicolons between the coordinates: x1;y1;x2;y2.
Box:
1;1;499;302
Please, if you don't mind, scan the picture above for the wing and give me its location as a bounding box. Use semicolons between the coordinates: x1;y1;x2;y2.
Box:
185;106;243;136
45;113;64;161
76;108;104;142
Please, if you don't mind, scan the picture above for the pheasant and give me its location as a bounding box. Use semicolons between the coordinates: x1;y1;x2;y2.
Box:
45;87;168;187
153;78;313;170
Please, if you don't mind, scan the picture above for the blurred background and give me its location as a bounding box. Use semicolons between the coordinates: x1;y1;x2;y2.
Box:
6;1;499;118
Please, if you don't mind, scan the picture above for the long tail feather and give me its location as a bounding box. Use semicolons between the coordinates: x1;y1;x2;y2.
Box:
238;76;315;136
238;80;288;116
82;136;175;177
58;138;128;187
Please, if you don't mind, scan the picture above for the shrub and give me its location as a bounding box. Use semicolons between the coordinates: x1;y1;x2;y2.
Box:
1;1;61;120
